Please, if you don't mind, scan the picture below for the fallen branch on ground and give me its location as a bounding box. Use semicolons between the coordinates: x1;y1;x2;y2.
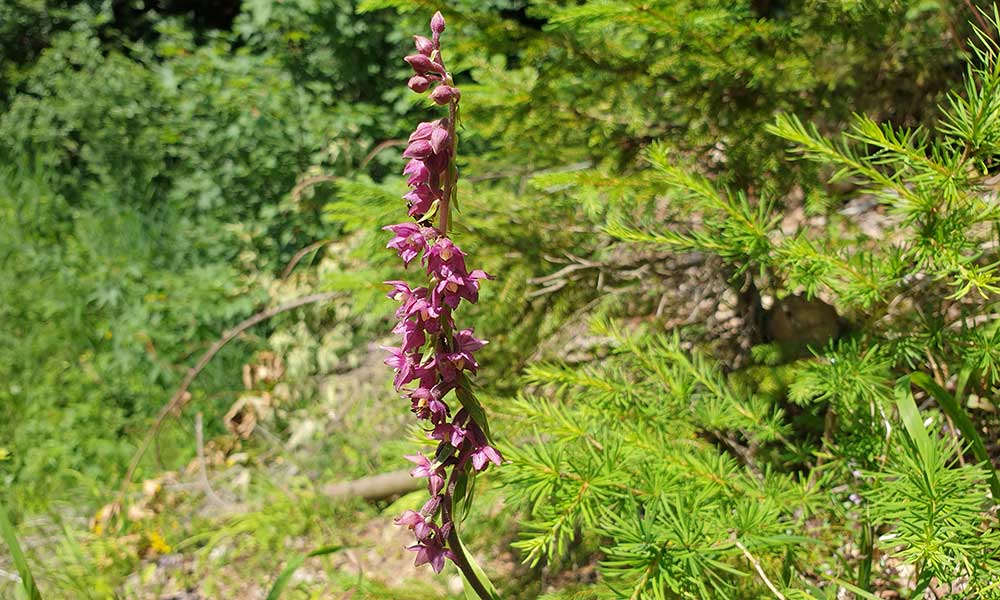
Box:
322;470;422;501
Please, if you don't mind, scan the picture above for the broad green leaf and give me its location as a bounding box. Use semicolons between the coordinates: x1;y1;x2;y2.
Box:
455;534;500;600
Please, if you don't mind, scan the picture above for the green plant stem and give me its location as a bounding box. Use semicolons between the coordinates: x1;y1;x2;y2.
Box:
439;98;458;235
441;469;498;600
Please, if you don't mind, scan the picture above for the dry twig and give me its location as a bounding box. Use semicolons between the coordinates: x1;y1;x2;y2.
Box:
280;239;332;279
733;537;786;600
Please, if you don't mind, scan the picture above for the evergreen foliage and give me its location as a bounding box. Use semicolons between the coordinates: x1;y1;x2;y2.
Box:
490;5;1000;598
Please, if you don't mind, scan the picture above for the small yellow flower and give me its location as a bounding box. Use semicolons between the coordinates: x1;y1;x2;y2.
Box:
147;530;171;555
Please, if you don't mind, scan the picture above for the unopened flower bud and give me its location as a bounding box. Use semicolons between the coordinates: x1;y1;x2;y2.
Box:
405;54;443;75
414;35;435;56
429;85;460;105
409;120;440;142
430;11;446;35
408;75;431;93
403;139;434;159
421;494;442;515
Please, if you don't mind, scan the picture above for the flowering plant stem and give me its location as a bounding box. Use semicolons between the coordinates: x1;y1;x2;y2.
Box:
385;11;502;599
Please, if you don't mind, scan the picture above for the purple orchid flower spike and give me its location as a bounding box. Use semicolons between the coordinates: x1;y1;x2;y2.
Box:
384;11;500;594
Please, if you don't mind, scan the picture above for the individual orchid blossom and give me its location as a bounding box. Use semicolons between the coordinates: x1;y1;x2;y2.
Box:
407;525;455;574
395;509;433;541
383;223;427;266
382;11;501;597
405;453;447;497
470;443;503;472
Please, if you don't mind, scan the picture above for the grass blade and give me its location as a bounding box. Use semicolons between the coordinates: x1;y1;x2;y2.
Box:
894;377;932;461
265;545;341;600
0;500;41;600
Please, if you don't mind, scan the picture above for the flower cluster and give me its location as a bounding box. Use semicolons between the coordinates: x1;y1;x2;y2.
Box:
385;11;502;575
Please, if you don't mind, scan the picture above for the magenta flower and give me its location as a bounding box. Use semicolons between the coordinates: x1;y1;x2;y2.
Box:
404;159;430;187
431;420;468;448
408;75;431;93
409;121;451;159
408;384;450;422
470;443;503;471
429;85;460;105
393;319;427;354
407;530;454;573
395;510;433;540
383;345;421;390
454;328;487;352
429;126;450;155
425;237;468;275
435;334;485;381
421;150;450;175
409;120;439;142
386;281;437;322
466;423;502;471
403;186;438;217
404;54;445;76
403;138;434;160
384;223;427;266
447;328;487;371
385;280;416;303
430;11;446;36
434;268;492;309
402;301;442;335
413;35;435;56
406;453;447;496
421;494;442;516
